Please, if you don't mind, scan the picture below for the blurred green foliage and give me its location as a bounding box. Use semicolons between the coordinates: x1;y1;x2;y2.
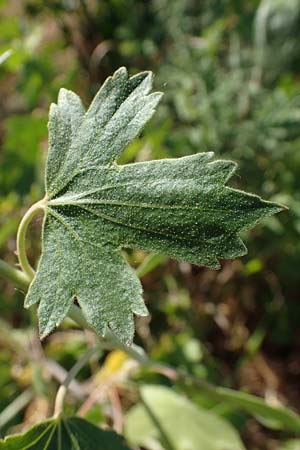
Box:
1;0;300;449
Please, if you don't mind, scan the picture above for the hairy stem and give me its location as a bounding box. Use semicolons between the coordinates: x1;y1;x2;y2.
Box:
0;259;30;290
17;199;46;280
54;346;99;417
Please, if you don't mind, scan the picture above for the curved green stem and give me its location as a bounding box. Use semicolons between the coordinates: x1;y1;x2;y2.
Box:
54;346;99;417
17;199;46;281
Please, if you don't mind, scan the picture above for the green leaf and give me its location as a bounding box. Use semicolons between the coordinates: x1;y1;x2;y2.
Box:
0;416;130;450
25;67;283;344
210;386;300;433
124;385;246;450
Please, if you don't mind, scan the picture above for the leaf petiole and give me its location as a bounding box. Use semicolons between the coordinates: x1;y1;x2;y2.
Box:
16;198;46;281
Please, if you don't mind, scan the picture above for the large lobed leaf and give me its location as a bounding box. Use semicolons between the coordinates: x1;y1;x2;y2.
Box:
25;67;283;344
0;416;130;450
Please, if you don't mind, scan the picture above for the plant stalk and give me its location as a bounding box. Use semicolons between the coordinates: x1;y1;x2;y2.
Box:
53;347;99;417
0;389;33;428
0;259;30;290
16;199;46;281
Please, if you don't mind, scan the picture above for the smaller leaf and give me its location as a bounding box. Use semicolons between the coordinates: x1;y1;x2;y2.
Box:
124;385;246;450
0;416;130;450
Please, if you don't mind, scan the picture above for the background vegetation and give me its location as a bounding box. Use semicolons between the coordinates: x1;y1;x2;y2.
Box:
0;1;300;449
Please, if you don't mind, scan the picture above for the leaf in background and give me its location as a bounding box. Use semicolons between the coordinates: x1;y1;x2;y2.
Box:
25;67;283;344
209;386;300;433
280;441;300;450
124;385;246;450
0;416;130;450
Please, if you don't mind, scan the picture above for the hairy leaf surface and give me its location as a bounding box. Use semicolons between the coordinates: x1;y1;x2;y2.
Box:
0;416;130;450
25;67;283;343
